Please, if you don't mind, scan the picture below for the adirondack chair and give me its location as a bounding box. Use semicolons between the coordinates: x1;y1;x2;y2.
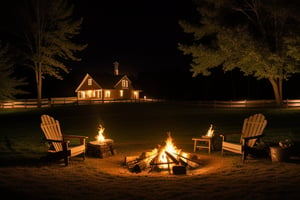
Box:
40;114;88;166
221;113;267;160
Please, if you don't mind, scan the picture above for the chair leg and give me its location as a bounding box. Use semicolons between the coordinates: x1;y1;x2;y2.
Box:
64;156;69;166
242;146;248;161
62;142;70;166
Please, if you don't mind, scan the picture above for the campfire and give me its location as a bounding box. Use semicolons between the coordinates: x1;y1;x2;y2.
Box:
124;132;201;175
86;124;115;158
205;124;214;137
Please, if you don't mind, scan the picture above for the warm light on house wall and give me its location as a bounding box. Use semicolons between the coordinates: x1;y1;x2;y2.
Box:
96;90;102;98
88;78;92;86
105;90;111;98
122;80;128;88
87;90;93;98
133;91;138;99
79;91;84;98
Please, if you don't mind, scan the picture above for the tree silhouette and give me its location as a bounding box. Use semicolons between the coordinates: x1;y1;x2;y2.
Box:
22;0;87;107
0;42;27;100
179;0;300;105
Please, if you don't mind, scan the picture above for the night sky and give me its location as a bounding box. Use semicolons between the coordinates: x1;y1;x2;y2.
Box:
72;0;193;73
68;0;198;99
1;0;299;100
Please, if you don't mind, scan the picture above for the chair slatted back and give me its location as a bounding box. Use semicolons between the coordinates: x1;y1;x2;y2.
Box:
41;114;64;152
241;113;267;147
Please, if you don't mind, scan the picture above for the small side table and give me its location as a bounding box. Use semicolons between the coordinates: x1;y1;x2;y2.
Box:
192;136;213;153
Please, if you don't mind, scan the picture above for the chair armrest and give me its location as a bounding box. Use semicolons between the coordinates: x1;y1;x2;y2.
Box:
63;135;88;145
63;135;88;139
243;134;264;140
220;133;241;141
45;139;69;143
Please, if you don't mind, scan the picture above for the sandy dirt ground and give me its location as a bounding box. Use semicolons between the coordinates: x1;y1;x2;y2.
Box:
1;143;300;200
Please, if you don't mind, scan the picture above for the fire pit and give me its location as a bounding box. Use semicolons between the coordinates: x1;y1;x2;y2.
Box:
124;132;201;175
86;124;115;158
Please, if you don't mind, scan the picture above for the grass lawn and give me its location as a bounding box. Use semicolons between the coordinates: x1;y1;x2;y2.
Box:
1;102;300;200
1;101;300;164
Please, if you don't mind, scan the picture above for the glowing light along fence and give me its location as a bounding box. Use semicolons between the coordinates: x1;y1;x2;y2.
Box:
0;97;162;108
1;98;300;108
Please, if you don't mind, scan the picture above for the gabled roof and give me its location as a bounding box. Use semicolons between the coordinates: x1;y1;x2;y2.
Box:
75;72;137;91
89;71;133;87
114;75;132;88
96;74;128;89
75;73;102;92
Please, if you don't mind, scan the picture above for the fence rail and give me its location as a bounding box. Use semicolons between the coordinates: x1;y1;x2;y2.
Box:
196;100;281;108
0;97;162;108
1;97;300;108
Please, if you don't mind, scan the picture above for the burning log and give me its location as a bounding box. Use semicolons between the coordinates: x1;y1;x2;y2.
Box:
172;152;201;169
124;132;202;174
124;150;158;173
127;159;148;173
172;165;186;175
165;151;180;164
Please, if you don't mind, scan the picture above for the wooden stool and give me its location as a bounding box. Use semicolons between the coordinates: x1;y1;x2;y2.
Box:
192;136;212;153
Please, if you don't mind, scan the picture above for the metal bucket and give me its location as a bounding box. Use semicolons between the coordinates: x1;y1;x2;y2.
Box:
270;146;289;162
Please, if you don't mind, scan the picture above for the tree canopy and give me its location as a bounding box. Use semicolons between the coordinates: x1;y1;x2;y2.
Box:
22;0;87;106
179;0;300;105
0;42;27;100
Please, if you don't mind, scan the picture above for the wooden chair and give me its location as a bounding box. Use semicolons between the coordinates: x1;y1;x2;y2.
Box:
221;113;267;160
40;114;88;166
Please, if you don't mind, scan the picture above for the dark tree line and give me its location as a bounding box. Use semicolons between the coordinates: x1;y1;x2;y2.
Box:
0;0;87;106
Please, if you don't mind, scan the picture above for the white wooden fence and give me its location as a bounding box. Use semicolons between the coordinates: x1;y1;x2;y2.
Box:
0;97;162;108
196;99;300;108
1;97;300;108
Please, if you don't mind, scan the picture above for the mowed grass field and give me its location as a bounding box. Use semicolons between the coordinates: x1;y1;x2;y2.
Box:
1;101;300;164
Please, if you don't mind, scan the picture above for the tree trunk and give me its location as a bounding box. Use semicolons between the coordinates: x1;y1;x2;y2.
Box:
268;77;283;106
36;63;42;108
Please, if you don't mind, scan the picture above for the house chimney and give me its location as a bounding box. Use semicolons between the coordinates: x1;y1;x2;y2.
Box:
113;61;119;76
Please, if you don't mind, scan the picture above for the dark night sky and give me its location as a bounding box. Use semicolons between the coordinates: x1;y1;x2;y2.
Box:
69;0;199;99
72;0;194;74
1;0;299;100
70;0;300;100
0;0;198;98
69;0;198;99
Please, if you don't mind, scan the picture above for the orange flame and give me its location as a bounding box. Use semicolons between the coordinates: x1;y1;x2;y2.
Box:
206;124;214;137
158;132;180;169
96;124;105;142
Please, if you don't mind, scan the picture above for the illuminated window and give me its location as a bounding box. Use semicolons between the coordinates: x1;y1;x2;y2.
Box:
105;90;111;98
88;78;92;86
133;91;138;99
96;90;101;98
79;91;84;98
87;90;92;97
120;90;123;97
122;80;128;88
